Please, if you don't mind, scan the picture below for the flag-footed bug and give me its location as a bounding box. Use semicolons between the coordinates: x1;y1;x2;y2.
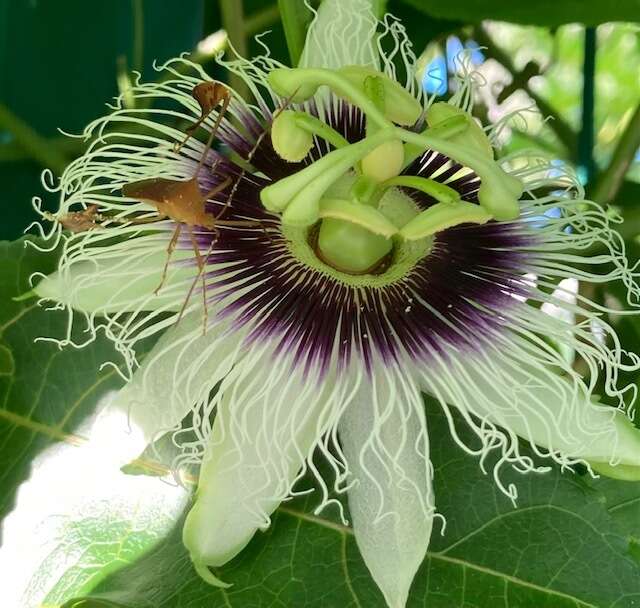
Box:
122;81;263;329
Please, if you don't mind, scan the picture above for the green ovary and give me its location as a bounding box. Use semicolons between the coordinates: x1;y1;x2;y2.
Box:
317;217;393;273
314;176;417;275
263;66;524;275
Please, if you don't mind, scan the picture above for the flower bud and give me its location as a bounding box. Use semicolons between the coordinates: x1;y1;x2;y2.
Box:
271;110;313;163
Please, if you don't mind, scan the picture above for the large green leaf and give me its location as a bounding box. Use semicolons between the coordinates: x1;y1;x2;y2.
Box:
3;237;640;607
69;405;640;607
400;0;640;26
0;238;183;608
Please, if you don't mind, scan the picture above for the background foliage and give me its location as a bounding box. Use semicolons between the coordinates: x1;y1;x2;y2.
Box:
1;1;640;606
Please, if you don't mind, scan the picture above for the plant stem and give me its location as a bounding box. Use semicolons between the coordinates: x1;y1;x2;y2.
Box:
131;0;145;73
589;103;640;205
219;0;249;98
578;27;596;184
473;25;577;157
245;4;281;35
0;105;68;174
278;0;312;66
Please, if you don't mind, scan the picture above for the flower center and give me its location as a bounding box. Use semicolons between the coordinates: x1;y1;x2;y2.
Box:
305;172;415;274
260;66;524;277
314;219;393;275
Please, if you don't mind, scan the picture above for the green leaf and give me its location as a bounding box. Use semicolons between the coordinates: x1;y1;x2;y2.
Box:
592;476;640;551
399;0;640;27
0;237;182;607
68;405;640;607
4;238;640;607
278;0;313;66
387;0;461;56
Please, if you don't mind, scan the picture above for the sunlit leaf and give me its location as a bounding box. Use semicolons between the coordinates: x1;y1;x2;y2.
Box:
0;238;182;608
68;405;640;607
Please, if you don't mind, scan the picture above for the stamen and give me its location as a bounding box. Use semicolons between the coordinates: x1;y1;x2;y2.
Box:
318;198;398;237
394;127;523;221
271;110;349;162
399;201;492;240
260;128;396;224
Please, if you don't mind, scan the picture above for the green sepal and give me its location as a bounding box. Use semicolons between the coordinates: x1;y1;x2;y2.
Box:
13;289;37;302
319;198;398;237
589;460;640;481
400;201;492;240
193;561;232;589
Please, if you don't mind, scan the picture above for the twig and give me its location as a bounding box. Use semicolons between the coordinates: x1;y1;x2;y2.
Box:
131;0;145;73
245;3;281;35
589;103;640;205
278;0;313;66
219;0;249;99
577;27;596;183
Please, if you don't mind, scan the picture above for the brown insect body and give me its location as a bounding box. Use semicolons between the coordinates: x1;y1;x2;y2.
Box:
122;81;260;329
122;178;220;229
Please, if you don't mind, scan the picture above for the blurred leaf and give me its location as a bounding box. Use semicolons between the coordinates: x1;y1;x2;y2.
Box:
0;0;204;241
610;179;640;209
67;404;640;607
400;0;640;27
278;0;313;66
388;0;462;56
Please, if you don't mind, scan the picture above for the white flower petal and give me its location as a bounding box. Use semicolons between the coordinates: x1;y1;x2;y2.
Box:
419;349;640;478
339;366;433;608
110;311;241;445
300;0;380;70
182;356;341;573
35;241;196;314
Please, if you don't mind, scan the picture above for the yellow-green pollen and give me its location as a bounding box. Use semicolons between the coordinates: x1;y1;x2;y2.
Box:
261;66;524;275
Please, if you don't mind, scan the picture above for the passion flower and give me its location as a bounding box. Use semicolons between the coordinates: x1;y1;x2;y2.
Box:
31;1;640;606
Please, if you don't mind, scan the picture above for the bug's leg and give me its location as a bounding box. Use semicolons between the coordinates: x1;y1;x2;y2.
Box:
178;226;209;334
155;223;182;295
174;116;209;154
194;93;231;174
203;177;232;206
